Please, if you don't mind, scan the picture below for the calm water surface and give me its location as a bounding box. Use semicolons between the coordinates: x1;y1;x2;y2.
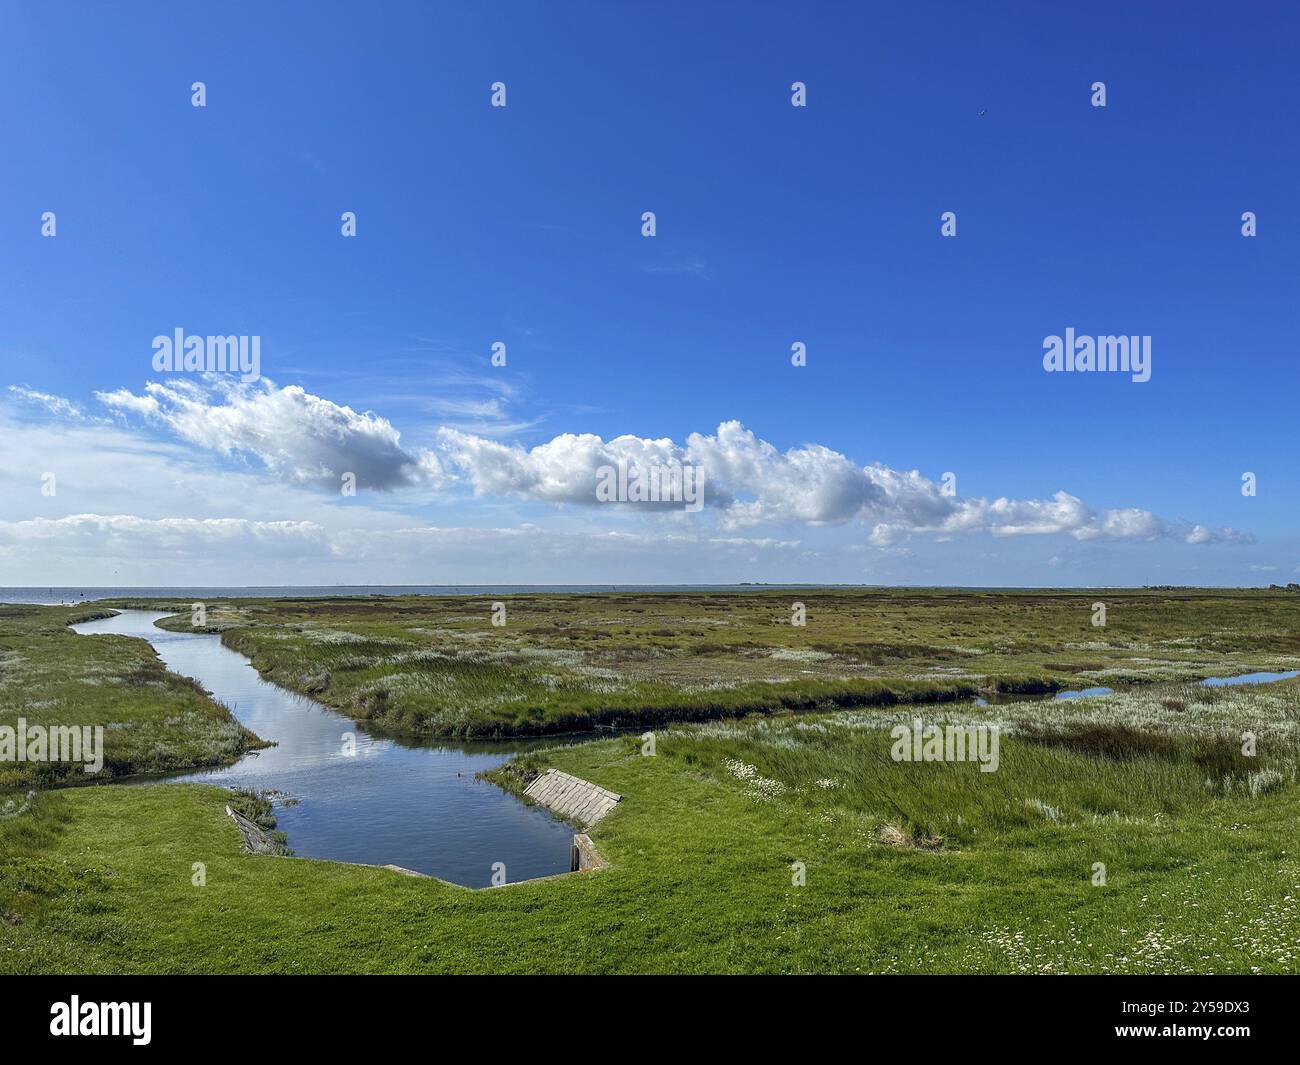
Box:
974;670;1299;706
70;610;580;887
1201;670;1300;687
64;609;1300;882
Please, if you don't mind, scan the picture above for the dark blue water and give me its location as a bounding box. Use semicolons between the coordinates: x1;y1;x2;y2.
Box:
70;610;582;887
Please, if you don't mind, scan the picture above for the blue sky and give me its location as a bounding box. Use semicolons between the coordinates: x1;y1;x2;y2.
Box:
0;1;1296;585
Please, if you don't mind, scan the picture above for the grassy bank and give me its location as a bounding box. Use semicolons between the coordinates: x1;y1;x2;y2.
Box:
5;591;1298;974
3;676;1299;974
0;605;264;788
102;588;1300;736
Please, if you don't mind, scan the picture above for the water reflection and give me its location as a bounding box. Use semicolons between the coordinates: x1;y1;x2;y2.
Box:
1201;669;1300;688
71;610;580;887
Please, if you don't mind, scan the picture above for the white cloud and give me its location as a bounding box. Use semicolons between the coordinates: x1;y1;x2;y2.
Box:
1184;524;1252;545
685;422;866;524
0;379;1255;588
439;419;1200;547
96;379;444;491
0;513;328;554
0;511;810;586
96;388;160;417
8;385;87;420
438;427;693;505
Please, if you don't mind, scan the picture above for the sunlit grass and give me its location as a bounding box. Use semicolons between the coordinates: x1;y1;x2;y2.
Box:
0;605;263;787
115;587;1300;735
3;592;1299;973
4;687;1300;973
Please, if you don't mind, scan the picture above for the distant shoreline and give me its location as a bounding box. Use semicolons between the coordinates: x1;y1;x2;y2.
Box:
0;582;1288;606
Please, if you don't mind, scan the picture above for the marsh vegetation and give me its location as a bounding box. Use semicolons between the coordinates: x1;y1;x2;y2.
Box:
106;588;1300;736
3;589;1299;974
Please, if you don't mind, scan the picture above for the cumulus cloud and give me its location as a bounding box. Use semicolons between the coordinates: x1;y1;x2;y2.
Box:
867;494;1168;545
6;379;1246;551
438;419;1212;547
437;427;691;504
96;379;444;490
684;422;866;524
1183;524;1252;545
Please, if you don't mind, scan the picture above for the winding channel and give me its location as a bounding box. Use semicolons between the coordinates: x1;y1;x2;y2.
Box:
71;610;578;887
71;610;1300;885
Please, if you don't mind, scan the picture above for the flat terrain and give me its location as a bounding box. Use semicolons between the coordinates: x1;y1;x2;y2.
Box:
0;604;262;788
2;589;1299;974
3;676;1300;973
105;588;1300;735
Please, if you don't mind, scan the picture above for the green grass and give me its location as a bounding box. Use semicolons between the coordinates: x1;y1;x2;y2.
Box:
4;590;1299;974
0;604;264;788
4;678;1300;974
103;587;1300;736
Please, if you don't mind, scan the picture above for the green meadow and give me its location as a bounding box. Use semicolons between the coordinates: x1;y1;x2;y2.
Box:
0;604;262;789
108;587;1300;735
2;589;1299;974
